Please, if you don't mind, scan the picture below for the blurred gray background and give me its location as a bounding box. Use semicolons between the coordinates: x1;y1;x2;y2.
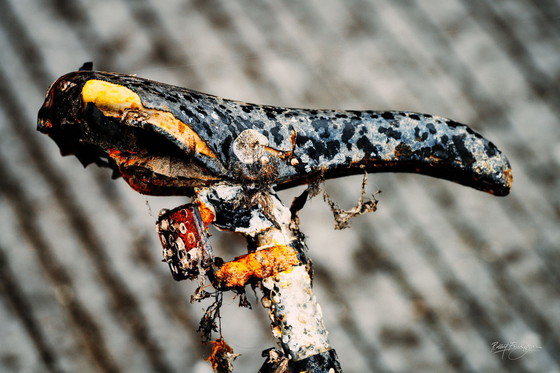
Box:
0;0;559;372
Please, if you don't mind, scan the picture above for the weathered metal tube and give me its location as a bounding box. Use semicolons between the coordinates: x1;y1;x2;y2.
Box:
195;185;341;371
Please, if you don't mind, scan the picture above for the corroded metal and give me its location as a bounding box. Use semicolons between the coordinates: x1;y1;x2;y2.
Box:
261;266;331;361
38;70;512;197
259;348;342;373
156;204;214;281
195;185;338;371
213;245;300;288
37;68;513;372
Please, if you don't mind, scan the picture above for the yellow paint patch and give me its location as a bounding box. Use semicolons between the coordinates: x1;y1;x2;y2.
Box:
81;79;217;158
82;79;141;112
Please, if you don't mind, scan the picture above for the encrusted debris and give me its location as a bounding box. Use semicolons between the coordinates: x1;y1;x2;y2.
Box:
258;348;290;373
291;173;380;230
197;291;223;343
156;204;214;281
261;265;331;361
207;338;240;373
213;245;300;288
323;173;379;230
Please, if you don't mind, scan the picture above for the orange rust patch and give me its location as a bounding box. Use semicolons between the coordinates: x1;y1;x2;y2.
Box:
107;148;140;167
206;338;236;371
214;245;300;288
195;199;216;227
503;168;513;190
39;118;53;130
118;167;155;194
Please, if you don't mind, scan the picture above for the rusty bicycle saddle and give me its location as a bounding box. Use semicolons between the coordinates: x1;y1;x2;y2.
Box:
38;69;512;196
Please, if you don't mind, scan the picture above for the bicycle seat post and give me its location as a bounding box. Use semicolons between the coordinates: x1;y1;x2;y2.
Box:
195;184;342;372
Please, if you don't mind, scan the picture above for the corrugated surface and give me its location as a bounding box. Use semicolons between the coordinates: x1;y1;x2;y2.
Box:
0;0;558;372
